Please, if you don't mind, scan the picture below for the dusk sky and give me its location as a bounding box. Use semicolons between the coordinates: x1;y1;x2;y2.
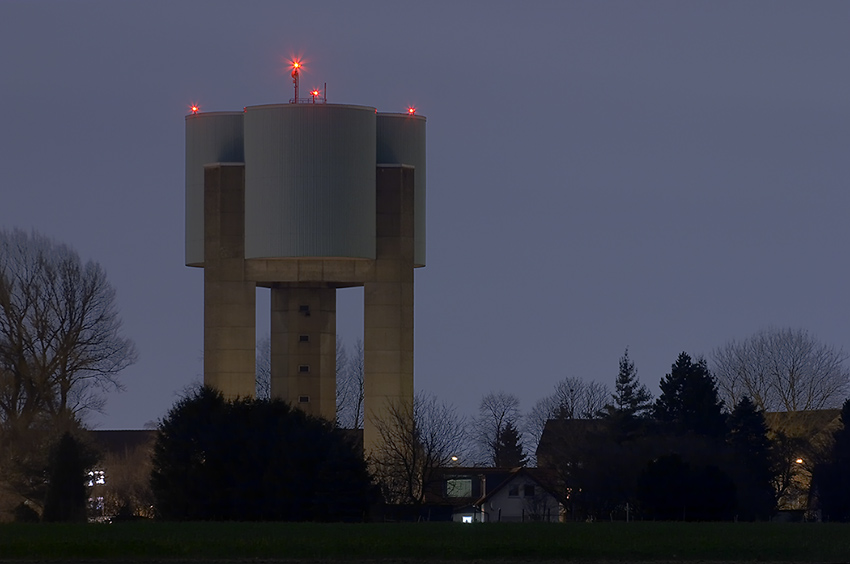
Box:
2;2;848;433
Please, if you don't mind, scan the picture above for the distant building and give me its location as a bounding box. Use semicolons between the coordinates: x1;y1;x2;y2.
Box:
88;430;156;520
424;466;563;522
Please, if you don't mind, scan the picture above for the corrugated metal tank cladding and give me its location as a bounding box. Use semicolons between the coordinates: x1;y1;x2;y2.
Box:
243;104;376;259
377;113;426;267
185;112;244;266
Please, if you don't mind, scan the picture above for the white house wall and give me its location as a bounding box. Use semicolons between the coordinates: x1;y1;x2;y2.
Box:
479;476;560;523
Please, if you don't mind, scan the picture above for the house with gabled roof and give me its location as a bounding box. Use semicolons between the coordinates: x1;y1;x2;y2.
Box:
424;466;564;522
474;467;563;522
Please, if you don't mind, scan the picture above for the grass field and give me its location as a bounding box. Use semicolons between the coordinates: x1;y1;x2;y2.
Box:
1;521;849;562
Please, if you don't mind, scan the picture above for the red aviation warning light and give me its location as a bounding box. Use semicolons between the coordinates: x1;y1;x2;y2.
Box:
408;106;416;115
190;104;200;114
287;56;327;104
290;58;302;102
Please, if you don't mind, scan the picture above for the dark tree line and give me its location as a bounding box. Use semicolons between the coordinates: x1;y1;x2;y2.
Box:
542;350;781;521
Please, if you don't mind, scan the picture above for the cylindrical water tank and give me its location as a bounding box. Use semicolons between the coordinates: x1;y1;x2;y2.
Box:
185;112;244;266
377;113;426;267
243;104;376;259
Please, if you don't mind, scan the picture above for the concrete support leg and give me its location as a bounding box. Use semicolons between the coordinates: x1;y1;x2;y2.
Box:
203;163;256;399
270;284;337;420
364;165;415;455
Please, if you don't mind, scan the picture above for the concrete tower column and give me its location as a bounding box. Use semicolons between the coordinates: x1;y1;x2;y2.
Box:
270;284;337;419
203;163;256;398
364;165;415;454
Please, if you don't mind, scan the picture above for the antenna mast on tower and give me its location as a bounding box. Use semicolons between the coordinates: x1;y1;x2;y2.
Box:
289;58;326;104
291;60;301;103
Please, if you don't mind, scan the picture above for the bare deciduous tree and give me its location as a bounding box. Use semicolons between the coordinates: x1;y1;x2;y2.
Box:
255;335;271;400
525;395;557;460
524;377;610;463
552;377;610;420
474;391;521;466
370;392;468;504
93;434;156;519
256;334;361;429
334;338;349;424
336;339;365;429
0;230;135;515
0;229;136;428
712;327;850;412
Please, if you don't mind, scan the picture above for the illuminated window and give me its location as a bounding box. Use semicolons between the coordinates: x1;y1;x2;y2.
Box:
446;478;472;497
86;470;106;487
462;515;473;524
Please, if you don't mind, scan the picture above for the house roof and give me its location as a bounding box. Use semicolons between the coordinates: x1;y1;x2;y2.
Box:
535;418;608;468
475;467;563;506
89;430;156;456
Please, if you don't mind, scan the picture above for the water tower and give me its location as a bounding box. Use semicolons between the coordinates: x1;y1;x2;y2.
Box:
185;63;425;454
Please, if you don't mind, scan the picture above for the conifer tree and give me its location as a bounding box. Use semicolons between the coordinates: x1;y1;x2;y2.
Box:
612;348;653;416
42;433;92;522
654;352;726;438
602;348;653;441
494;421;527;467
727;397;775;520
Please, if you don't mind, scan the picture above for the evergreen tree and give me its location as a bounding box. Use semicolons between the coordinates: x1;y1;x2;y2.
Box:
727;397;775;520
654;352;726;438
151;386;376;521
494;421;527;467
603;348;654;440
475;391;521;466
42;432;92;522
812;398;850;521
612;348;653;418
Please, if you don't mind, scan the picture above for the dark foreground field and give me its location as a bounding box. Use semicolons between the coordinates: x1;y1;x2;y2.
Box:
1;521;849;562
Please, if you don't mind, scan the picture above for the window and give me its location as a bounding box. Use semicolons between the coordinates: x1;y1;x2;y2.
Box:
298;305;311;316
524;485;535;497
508;485;519;497
462;515;473;524
299;396;310;403
299;365;310;373
86;470;105;487
446;478;472;498
299;335;310;343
